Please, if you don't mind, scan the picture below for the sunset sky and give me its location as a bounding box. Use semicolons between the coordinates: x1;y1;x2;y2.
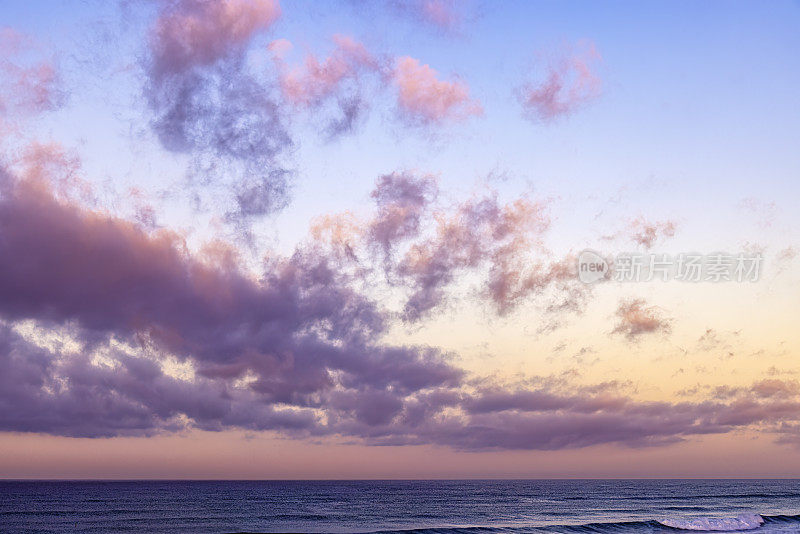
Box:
1;0;799;479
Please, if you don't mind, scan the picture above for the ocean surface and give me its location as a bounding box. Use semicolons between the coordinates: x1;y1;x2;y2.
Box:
1;479;799;534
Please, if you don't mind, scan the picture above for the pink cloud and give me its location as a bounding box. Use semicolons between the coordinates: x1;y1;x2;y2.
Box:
149;0;281;80
269;35;383;137
387;0;467;33
739;196;777;229
274;42;482;132
274;35;380;107
627;216;677;249
424;0;461;28
307;173;589;321
777;246;796;262
309;211;362;263
393;56;482;125
775;246;797;274
419;0;461;29
520;41;602;122
612;298;672;341
391;190;558;319
402;0;464;31
0;28;63;119
601;216;678;249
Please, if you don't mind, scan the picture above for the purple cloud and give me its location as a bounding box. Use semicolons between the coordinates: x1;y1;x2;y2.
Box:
0;168;462;418
144;0;292;228
1;164;799;452
369;171;438;262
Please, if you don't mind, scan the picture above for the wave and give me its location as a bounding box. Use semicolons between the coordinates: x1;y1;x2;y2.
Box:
369;514;800;534
660;514;764;531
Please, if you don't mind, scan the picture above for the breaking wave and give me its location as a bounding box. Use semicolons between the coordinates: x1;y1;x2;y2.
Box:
660;514;764;530
372;513;800;534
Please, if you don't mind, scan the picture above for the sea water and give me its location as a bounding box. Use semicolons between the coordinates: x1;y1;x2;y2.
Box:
1;479;799;533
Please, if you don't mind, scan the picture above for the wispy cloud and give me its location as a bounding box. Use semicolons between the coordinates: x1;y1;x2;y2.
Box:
308;172;588;321
145;0;292;231
270;34;383;137
601;216;678;249
519;41;601;122
611;298;672;341
0;28;64;125
386;0;469;33
626;216;677;249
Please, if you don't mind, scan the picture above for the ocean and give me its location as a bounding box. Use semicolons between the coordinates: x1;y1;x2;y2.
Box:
1;479;799;533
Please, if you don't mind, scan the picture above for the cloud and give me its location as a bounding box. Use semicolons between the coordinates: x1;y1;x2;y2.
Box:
270;34;383;137
774;246;796;274
0;166;607;445
144;0;292;226
392;56;482;125
148;0;281;80
6;301;800;450
0;323;323;437
777;246;797;262
750;379;800;399
269;37;482;135
0;167;463;426
6;3;800;459
697;328;723;351
2;156;797;451
611;298;672;341
0;28;64;123
308;173;588;322
739;196;777;229
1;170;799;452
415;0;463;30
519;41;601;122
627;216;677;249
388;0;467;32
368;171;438;261
601;216;677;249
273;35;379;107
355;379;800;451
393;193;563;319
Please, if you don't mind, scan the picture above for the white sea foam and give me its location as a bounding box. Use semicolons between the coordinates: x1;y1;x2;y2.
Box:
660;514;765;531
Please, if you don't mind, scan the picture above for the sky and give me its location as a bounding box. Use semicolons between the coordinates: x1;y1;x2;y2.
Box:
0;0;799;479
